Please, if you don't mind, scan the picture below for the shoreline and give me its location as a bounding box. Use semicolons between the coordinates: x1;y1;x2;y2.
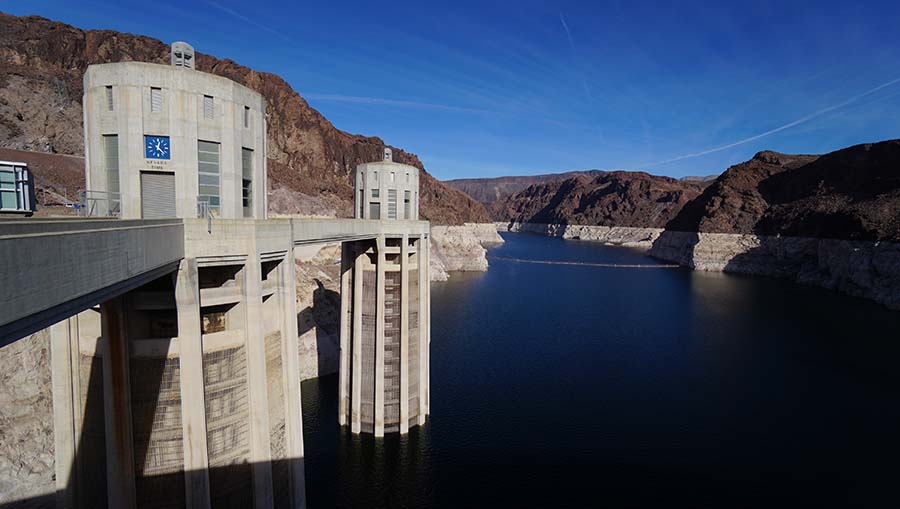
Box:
497;222;900;310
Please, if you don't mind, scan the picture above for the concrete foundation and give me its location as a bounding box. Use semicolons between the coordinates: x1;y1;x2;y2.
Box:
339;234;430;436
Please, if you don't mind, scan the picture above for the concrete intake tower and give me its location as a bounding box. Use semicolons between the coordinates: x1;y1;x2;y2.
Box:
339;149;430;436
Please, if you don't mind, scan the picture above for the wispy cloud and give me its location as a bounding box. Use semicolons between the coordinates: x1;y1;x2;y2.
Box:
302;93;494;115
643;76;900;167
559;13;576;51
559;12;593;102
202;0;294;43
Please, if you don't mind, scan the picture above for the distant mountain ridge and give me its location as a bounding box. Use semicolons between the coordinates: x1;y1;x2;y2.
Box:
493;171;708;228
666;140;900;241
445;169;606;204
0;12;490;224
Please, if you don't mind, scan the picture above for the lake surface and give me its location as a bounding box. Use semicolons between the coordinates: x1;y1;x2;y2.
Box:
301;232;900;507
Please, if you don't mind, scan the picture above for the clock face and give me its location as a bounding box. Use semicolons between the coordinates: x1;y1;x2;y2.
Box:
145;135;171;160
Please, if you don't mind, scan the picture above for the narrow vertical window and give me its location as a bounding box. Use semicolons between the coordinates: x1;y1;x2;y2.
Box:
390;172;395;183
243;106;250;128
388;189;397;219
242;147;253;217
203;95;214;119
404;190;411;219
150;87;162;112
105;86;114;111
359;189;364;218
198;140;221;214
103;134;120;215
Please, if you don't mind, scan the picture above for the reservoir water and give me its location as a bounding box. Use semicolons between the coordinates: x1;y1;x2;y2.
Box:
301;232;900;507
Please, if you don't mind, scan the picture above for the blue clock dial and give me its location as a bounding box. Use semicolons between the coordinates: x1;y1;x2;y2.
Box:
145;135;171;160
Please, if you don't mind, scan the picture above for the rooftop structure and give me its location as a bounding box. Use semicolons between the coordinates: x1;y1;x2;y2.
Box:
354;149;420;220
82;43;267;219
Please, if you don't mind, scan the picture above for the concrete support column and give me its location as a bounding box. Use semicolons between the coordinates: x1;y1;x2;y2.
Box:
425;234;431;415
417;236;428;425
350;243;364;434
338;242;351;427
242;257;274;509
278;248;307;509
374;235;386;437
399;234;410;434
50;317;78;509
175;259;211;509
100;296;136;509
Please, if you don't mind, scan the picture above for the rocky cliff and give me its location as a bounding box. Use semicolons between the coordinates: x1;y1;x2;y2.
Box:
665;141;900;241
651;140;900;309
445;169;606;205
493;171;707;227
0;13;490;225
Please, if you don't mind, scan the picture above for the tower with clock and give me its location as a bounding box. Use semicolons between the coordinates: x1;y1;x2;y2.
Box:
145;135;171;160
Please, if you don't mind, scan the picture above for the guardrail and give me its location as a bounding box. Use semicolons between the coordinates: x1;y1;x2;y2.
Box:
79;189;121;218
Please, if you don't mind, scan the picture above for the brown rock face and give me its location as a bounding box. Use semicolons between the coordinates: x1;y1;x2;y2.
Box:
665;140;900;241
493;171;706;228
0;13;490;224
445;170;606;205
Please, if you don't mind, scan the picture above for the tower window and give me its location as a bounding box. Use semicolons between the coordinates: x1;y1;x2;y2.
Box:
203;95;214;119
106;86;114;111
371;188;379;198
243;106;250;127
198;140;221;214
242;148;253;216
150;87;162;112
103;134;120;215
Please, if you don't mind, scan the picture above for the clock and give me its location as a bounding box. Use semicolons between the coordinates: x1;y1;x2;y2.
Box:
145;135;171;160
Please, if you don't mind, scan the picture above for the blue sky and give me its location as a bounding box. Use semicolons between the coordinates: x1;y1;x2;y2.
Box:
4;0;900;179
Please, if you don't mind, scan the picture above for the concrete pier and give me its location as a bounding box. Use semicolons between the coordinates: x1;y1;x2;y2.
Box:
339;233;430;435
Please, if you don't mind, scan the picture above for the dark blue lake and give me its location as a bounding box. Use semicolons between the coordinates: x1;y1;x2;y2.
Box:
301;232;900;507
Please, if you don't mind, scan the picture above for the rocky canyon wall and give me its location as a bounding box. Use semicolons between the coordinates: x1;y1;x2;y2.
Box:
430;223;504;281
499;222;663;249
650;231;900;310
0;329;55;507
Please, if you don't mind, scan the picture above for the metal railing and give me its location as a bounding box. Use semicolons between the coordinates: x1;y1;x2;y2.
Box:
197;197;212;233
79;190;121;218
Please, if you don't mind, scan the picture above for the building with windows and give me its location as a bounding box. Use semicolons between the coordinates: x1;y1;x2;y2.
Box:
354;148;420;220
82;43;266;219
0;160;36;215
0;42;430;509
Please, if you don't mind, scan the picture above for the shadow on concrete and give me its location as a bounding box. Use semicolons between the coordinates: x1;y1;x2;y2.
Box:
296;279;340;378
0;272;302;509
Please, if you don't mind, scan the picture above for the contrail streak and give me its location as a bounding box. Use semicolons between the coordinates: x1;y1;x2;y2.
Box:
645;76;900;167
204;0;294;43
559;13;576;52
559;12;593;102
302;93;491;114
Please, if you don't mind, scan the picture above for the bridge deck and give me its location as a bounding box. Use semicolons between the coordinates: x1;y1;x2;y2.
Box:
0;217;429;345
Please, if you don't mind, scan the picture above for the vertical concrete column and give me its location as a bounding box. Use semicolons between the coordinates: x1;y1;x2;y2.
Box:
399;234;410;434
338;242;351;427
278;248;307;509
100;296;136;509
350;243;364;434
242;256;274;509
374;235;386;437
417;236;428;425
175;259;211;509
425;234;431;415
50;318;77;508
